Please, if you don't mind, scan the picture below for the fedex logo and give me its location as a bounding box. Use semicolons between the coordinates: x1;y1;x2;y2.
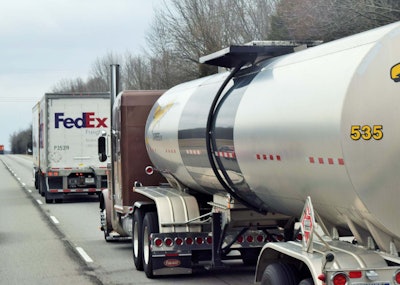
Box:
55;112;108;129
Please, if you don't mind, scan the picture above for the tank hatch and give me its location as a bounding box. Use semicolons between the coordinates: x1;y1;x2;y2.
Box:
199;40;323;68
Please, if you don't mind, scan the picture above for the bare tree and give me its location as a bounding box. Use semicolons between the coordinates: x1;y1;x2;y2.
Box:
90;52;122;90
51;77;88;93
123;53;152;89
269;0;400;41
147;0;277;81
10;126;32;154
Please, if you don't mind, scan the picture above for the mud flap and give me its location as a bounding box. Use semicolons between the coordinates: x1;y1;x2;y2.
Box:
152;253;192;276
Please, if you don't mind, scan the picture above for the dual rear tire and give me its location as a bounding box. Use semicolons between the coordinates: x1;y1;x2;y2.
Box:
132;210;159;278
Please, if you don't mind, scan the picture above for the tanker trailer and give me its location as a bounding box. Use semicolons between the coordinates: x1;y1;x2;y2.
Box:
109;21;400;283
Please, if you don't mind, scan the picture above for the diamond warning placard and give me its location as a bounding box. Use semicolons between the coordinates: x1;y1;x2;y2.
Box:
300;196;315;252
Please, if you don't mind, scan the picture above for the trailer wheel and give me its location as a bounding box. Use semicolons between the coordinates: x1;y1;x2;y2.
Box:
241;248;260;265
132;208;144;271
142;212;159;278
39;174;46;197
261;263;299;285
44;192;53;204
34;172;39;189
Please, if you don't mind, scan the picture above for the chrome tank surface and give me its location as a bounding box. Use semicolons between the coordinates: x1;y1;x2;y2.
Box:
146;22;400;245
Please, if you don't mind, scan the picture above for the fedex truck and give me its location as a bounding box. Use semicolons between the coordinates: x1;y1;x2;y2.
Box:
33;93;110;203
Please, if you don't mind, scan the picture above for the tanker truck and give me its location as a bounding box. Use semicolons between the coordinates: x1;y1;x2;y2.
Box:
99;21;400;284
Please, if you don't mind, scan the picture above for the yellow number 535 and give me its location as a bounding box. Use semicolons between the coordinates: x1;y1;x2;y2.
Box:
350;125;383;141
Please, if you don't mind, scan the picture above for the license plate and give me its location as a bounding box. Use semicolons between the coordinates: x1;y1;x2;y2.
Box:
85;177;95;184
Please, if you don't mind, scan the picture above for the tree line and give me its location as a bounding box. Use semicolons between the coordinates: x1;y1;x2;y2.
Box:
10;127;32;154
11;0;400;153
51;0;400;93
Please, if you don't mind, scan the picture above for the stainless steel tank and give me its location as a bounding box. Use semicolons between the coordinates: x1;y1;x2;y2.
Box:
146;22;400;249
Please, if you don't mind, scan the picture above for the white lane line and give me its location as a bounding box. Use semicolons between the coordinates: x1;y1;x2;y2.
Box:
50;216;60;224
36;199;43;205
76;247;93;263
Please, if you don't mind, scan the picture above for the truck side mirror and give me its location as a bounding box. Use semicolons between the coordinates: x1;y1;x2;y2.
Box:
98;136;107;162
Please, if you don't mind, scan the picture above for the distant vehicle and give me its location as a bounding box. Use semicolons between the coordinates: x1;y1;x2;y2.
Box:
32;92;110;203
0;145;4;154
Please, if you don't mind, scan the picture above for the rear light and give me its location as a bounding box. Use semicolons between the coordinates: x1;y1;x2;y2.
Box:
256;235;264;242
145;166;154;175
246;235;254;243
276;234;284;241
206;236;212;244
318;274;326;282
395;270;400;284
185;237;193;245
349;271;362;279
175;237;183;246
332;272;348;285
154;238;163;247
164;237;173;247
237;235;244;243
196;237;203;245
296;233;303;241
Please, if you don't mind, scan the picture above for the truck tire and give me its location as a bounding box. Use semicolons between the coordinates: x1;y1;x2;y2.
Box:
100;207;111;241
133;208;144;271
142;212;159;278
44;191;52;204
39;174;46;197
241;248;260;265
34;172;39;189
261;263;299;285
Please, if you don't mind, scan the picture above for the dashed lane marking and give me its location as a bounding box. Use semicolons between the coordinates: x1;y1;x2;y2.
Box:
76;247;93;263
50;216;60;224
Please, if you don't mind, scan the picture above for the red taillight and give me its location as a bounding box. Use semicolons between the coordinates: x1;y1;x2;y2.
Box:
349;271;362;279
237;235;244;243
185;237;193;245
332;273;347;285
318;274;326;282
145;166;154;175
196;237;203;245
164;238;173;247
395;271;400;284
206;236;212;244
296;233;303;241
256;235;264;242
175;237;183;246
154;238;163;247
246;235;254;243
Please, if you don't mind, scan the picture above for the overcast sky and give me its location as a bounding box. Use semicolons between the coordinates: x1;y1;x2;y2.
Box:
0;0;161;150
